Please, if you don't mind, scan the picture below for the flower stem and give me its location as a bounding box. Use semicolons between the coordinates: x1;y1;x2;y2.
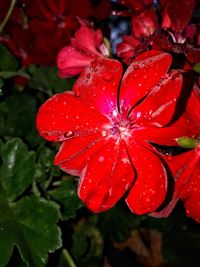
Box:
0;0;17;33
62;249;77;267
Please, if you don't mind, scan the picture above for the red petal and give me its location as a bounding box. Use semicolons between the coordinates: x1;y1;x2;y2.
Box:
126;142;167;214
120;50;172;111
54;133;107;176
172;150;200;223
183;168;200;223
36;92;109;142
134;126;189;146
130;70;182;127
57;46;92;78
73;58;123;119
132;10;158;39
78;140;135;212
71;26;103;56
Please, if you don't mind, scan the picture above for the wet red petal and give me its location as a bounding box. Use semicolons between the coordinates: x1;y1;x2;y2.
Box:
126;142;167;214
171;150;200;223
132;10;158;39
71;26;103;56
130;70;182;127
78;140;135;212
54;133;107;176
36;92;109;142
73;58;123;119
183;168;200;223
120;50;172;111
133;127;189;146
57;46;92;78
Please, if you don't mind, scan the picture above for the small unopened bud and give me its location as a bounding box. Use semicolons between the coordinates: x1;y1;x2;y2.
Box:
176;136;198;149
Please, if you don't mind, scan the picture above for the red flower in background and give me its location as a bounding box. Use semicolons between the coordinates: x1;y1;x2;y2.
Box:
160;0;195;39
149;0;200;64
19;0;111;21
116;9;159;64
118;0;153;12
1;0;111;66
57;26;110;78
37;51;189;214
132;9;159;39
116;0;200;66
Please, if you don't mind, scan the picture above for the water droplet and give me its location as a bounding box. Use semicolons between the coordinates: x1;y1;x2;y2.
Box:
133;64;139;70
76;115;80;119
75;89;81;97
101;130;107;137
112;109;118;117
102;73;113;82
91;61;97;68
64;131;74;138
171;72;180;80
99;156;105;162
99;59;104;65
86;74;90;79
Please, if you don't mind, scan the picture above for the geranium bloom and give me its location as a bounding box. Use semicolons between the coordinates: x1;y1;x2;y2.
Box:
57;26;110;78
160;0;195;40
118;0;153;12
116;9;159;64
37;50;189;214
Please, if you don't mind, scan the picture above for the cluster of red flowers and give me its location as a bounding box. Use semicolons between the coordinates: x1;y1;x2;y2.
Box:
0;0;111;66
2;0;200;222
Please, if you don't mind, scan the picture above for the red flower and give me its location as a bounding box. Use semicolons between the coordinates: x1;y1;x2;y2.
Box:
151;85;200;223
116;9;158;64
57;26;110;78
118;0;153;12
116;35;141;64
132;10;159;39
19;0;111;21
161;0;195;41
37;50;188;214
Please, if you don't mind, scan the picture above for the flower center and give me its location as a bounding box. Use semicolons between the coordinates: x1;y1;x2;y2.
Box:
103;114;134;140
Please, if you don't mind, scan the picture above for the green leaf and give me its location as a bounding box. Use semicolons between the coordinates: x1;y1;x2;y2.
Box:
0;70;29;79
0;93;42;146
28;65;75;95
193;62;200;73
49;177;83;220
163;229;200;266
0;78;4;88
0;138;36;201
0;138;62;267
0;45;18;71
72;216;103;267
98;203;143;242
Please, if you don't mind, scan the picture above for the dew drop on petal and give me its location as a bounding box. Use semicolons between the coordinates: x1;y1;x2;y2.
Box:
102;72;113;82
75;89;81;97
100;59;104;65
64;131;74;138
171;72;180;80
133;64;139;70
91;61;97;68
98;156;105;162
101;130;107;137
